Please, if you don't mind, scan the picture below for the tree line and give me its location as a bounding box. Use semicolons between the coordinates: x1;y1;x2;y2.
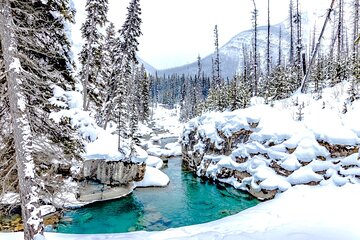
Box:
0;0;146;239
153;0;360;122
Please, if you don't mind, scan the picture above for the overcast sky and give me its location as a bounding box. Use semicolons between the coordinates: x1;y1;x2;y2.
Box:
72;0;330;70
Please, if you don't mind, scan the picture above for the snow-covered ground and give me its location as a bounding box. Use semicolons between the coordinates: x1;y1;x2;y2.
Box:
3;84;360;239
2;184;360;240
182;81;360;199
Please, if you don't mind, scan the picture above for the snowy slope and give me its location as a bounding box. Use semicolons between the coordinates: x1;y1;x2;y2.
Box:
182;81;360;199
158;21;295;78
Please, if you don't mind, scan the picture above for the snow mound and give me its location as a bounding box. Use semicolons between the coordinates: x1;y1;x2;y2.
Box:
135;166;170;187
146;156;163;169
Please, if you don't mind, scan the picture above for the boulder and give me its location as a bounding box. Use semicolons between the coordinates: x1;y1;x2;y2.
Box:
83;160;146;186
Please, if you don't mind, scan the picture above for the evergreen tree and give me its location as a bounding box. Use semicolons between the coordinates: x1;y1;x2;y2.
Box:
105;0;142;148
0;1;82;239
266;66;297;101
97;22;116;126
79;0;108;111
310;55;326;100
139;64;151;122
228;75;251;111
213;25;221;87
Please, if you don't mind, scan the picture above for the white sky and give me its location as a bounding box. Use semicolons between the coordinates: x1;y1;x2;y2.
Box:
72;0;331;70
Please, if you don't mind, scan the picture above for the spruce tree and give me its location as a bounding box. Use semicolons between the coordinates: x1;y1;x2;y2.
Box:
79;0;108;111
103;0;142;148
97;22;116;126
139;64;150;122
267;66;297;101
0;0;82;239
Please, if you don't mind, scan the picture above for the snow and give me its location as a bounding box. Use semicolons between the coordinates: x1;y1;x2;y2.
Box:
39;205;56;217
4;82;360;239
280;155;301;171
182;81;360;198
287;168;323;185
145;156;163;169
340;153;360;166
147;146;181;158
9;58;21;73
0;192;20;205
33;233;46;240
135;166;170;187
3;184;360;240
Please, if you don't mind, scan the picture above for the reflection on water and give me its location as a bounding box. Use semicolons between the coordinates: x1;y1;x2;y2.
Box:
56;158;259;234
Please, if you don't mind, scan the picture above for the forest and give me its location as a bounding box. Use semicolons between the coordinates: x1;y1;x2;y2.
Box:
1;0;360;240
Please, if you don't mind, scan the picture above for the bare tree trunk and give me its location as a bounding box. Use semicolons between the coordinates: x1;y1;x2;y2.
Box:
354;0;359;58
300;0;336;93
278;25;282;66
252;0;258;96
337;0;344;61
289;0;294;64
267;0;271;75
295;0;303;85
0;1;44;239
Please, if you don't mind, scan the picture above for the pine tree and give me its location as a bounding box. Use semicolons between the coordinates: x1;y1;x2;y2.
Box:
229;75;251;111
267;66;297;101
213;25;221;87
278;25;283;66
294;0;303;86
0;0;82;239
111;0;142;148
138;65;150;122
311;55;326;100
296;102;305;121
97;22;116;126
79;0;108;111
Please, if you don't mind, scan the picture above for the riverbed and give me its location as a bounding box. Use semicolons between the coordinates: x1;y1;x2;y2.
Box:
55;157;258;234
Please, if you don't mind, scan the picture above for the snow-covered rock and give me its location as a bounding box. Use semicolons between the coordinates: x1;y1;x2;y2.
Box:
182;86;360;199
145;156;164;169
135;166;170;187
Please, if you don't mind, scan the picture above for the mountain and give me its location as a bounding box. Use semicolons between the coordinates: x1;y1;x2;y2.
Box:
138;57;157;75
157;19;308;79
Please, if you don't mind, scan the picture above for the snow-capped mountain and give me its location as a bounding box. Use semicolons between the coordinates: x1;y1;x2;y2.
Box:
138;57;157;75
156;22;288;78
156;17;314;78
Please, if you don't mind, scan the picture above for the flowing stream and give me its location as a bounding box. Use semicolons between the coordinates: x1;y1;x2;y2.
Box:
55;157;259;234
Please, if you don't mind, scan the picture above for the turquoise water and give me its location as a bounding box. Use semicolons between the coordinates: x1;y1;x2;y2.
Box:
55;158;259;234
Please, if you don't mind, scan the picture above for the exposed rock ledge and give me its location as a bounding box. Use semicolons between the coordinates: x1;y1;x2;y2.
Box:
83;159;146;186
182;107;360;201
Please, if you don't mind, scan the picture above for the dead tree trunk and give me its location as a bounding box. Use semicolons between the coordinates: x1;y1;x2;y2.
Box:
300;0;336;93
0;1;44;239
